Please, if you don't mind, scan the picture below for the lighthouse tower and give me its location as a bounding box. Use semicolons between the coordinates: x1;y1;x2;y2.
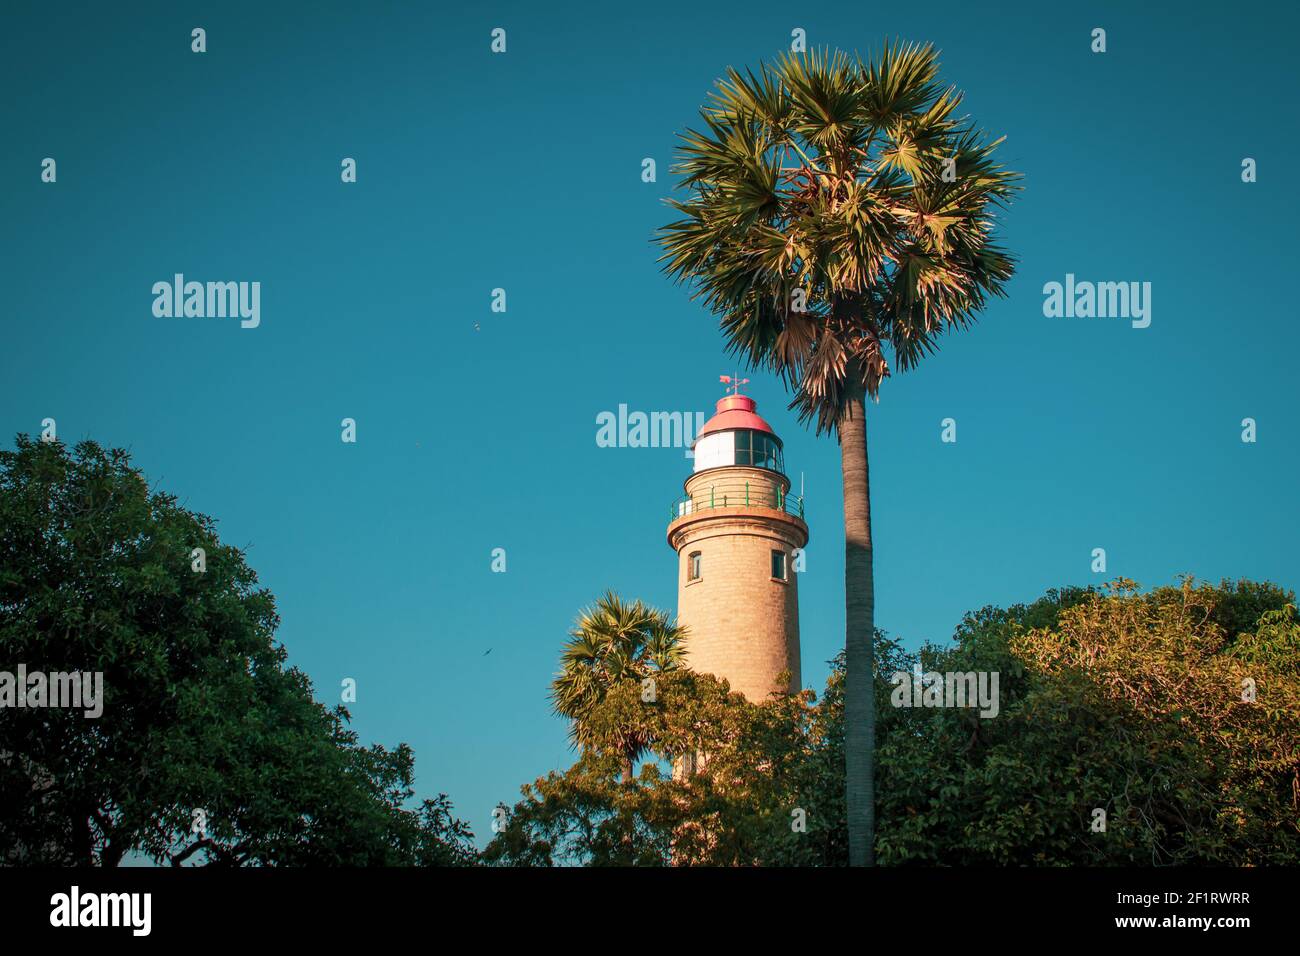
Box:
667;381;808;702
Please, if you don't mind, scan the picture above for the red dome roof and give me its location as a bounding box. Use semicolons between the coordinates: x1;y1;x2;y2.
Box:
697;395;777;439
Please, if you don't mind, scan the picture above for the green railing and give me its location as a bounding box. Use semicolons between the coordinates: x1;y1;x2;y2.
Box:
669;481;805;522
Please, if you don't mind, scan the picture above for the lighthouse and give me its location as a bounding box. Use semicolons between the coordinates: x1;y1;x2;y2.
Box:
666;379;808;702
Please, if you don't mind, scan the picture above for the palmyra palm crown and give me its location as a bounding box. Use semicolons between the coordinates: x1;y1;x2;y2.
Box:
658;42;1017;430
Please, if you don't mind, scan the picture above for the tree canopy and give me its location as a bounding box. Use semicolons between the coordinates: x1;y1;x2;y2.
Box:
489;579;1300;866
9;436;1294;867
0;435;474;866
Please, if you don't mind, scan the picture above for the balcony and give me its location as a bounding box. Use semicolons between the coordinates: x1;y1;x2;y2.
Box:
668;481;805;522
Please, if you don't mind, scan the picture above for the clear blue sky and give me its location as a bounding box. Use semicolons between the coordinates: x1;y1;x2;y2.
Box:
3;0;1297;844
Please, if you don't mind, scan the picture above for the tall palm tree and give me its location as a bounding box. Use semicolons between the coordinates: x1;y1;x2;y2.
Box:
551;590;686;783
657;43;1019;865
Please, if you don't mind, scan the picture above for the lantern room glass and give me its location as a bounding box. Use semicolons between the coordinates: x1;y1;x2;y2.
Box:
731;430;784;473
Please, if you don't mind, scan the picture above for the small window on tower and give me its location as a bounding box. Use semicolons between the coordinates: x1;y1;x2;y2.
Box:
688;551;702;581
771;550;787;581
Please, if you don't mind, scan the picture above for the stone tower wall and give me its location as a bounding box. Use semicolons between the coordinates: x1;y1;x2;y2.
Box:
667;468;807;702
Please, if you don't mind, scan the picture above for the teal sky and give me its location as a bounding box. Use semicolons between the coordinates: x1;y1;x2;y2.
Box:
3;0;1297;845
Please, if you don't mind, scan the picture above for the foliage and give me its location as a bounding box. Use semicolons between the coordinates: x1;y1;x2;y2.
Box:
0;436;475;866
551;591;685;780
489;670;816;866
878;579;1298;865
491;580;1300;866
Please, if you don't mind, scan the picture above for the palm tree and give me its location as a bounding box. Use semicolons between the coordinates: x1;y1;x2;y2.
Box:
551;590;686;783
657;43;1018;865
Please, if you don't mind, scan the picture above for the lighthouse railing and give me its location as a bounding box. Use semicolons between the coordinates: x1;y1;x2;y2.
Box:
669;485;804;522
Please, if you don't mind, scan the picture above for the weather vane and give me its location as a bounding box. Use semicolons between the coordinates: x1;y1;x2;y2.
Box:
719;373;749;396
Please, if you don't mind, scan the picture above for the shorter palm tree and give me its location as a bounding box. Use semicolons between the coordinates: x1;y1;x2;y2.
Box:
552;591;686;783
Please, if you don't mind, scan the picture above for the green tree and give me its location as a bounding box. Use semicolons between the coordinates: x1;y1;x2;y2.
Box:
551;590;685;783
0;435;475;866
492;669;808;866
658;43;1019;865
494;579;1299;866
873;578;1300;865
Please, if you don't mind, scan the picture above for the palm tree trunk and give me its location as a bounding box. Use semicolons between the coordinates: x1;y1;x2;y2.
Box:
840;381;876;866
